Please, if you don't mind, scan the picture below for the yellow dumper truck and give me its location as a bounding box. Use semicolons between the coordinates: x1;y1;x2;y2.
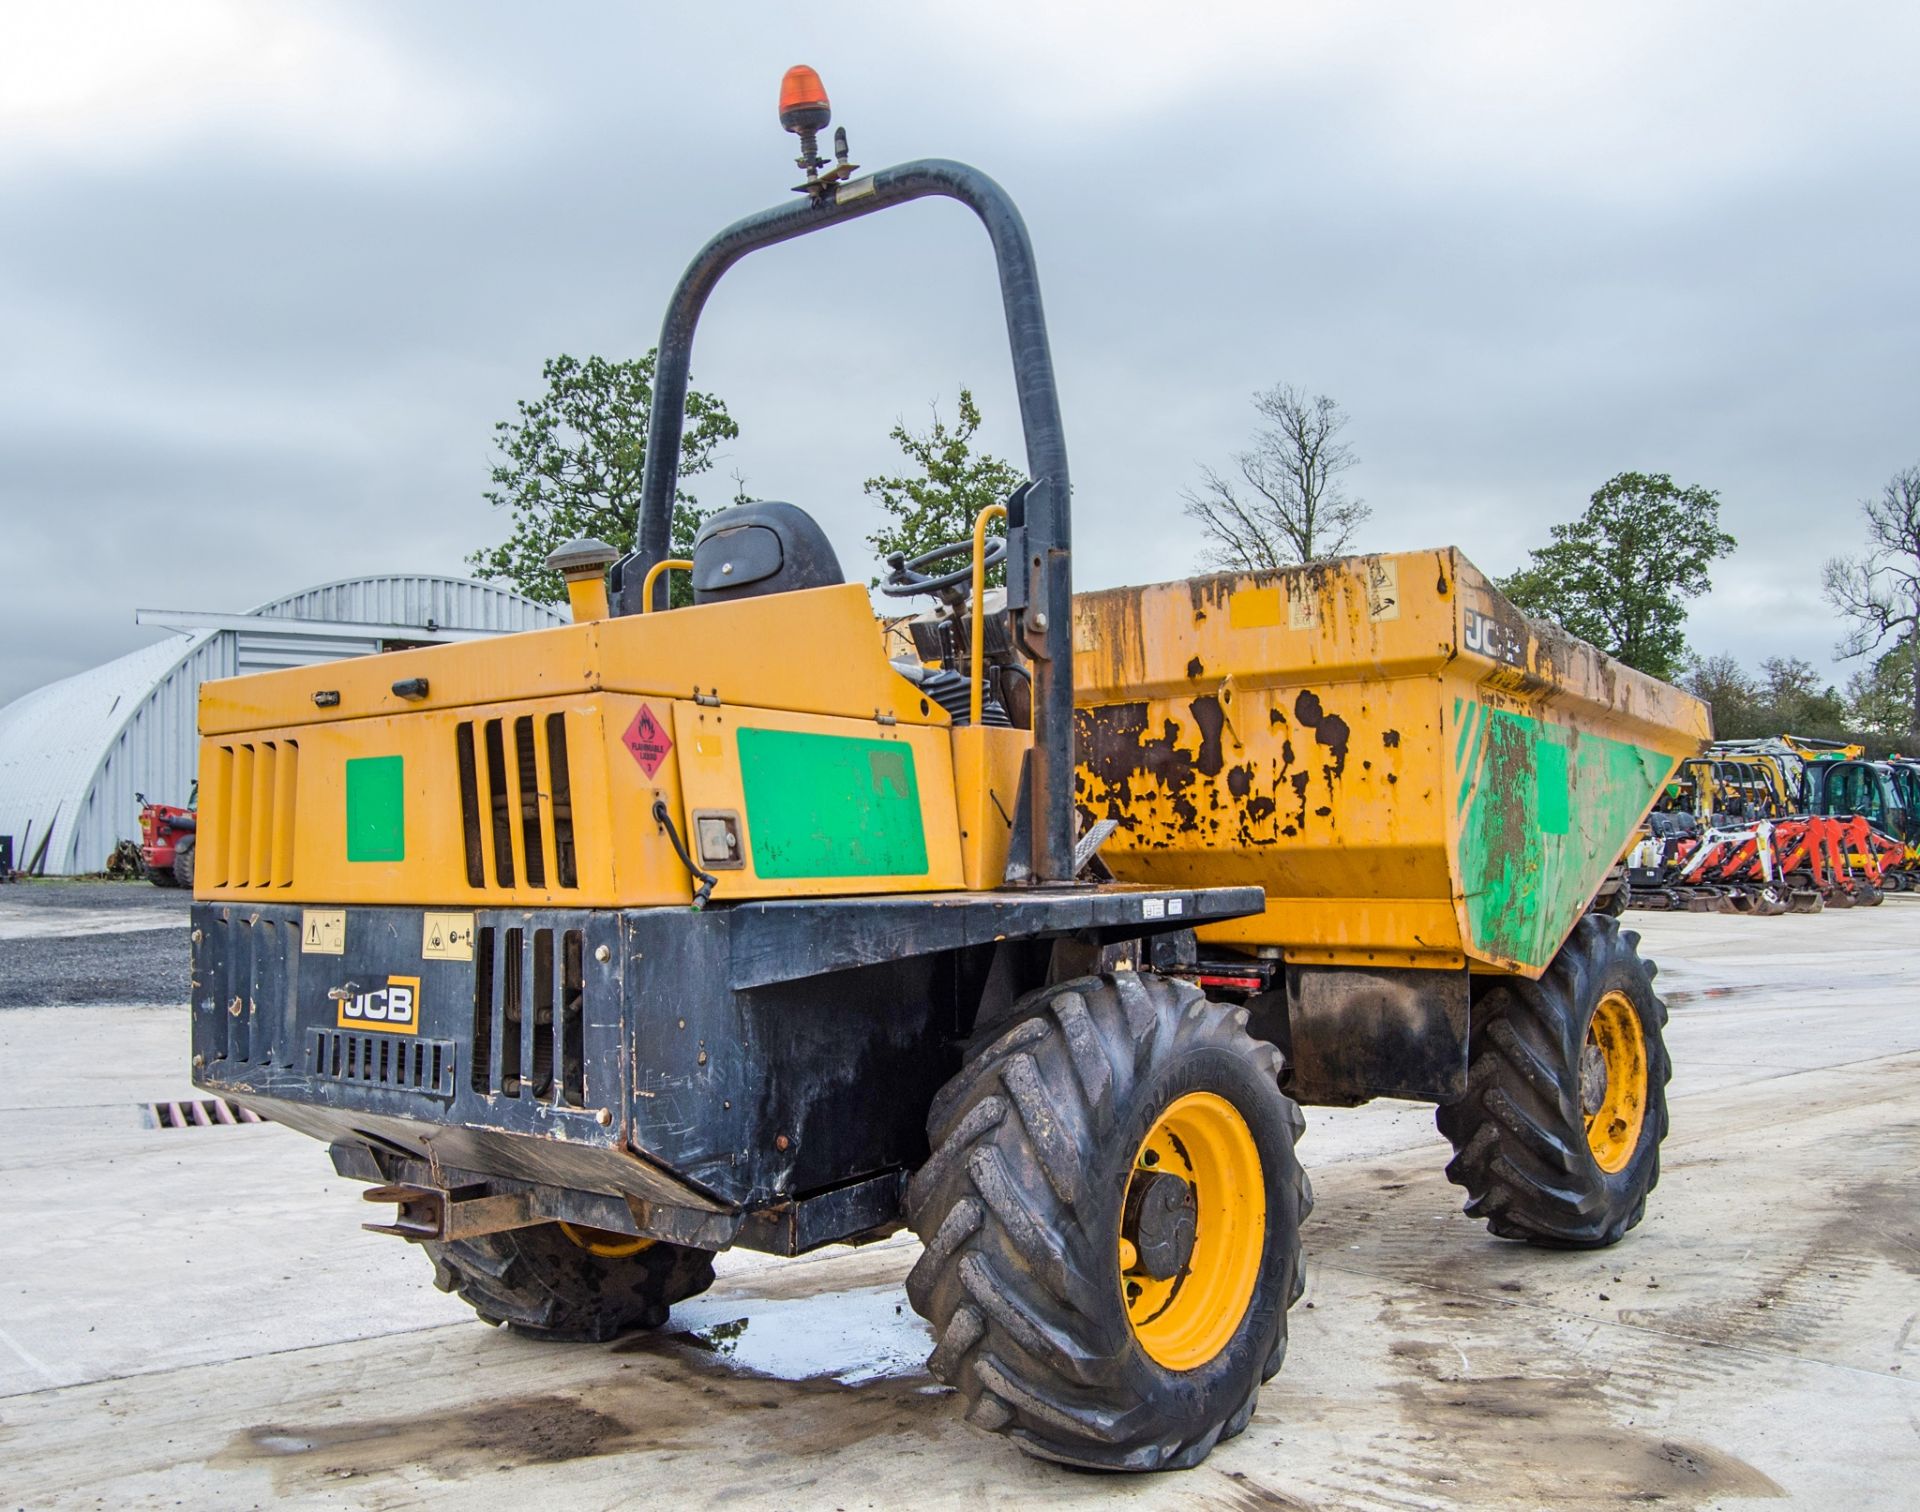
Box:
188;71;1709;1471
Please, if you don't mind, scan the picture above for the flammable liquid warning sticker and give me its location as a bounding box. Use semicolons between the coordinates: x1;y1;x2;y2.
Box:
623;703;674;778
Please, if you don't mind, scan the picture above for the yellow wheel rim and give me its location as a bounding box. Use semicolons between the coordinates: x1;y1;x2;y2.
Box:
1119;1091;1265;1371
1582;991;1648;1174
557;1221;655;1259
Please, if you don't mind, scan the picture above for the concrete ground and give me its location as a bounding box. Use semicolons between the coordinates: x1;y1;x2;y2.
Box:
0;898;1916;1509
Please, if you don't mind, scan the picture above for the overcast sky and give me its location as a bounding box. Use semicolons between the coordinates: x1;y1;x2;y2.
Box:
3;1;1916;707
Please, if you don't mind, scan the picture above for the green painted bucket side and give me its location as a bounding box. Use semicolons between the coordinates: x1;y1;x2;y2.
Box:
1454;698;1674;970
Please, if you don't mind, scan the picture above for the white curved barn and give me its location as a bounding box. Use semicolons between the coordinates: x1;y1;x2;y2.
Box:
0;574;564;876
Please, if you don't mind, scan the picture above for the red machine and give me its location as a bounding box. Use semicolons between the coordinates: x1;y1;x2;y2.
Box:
136;788;197;888
1630;811;1888;914
1772;814;1886;907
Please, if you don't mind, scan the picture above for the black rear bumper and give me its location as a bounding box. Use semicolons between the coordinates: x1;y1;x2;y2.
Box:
191;884;1262;1247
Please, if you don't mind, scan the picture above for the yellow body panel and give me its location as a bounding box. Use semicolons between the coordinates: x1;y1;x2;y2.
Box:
198;585;945;737
950;725;1028;891
195;585;975;908
201;695;665;906
1074;550;1711;975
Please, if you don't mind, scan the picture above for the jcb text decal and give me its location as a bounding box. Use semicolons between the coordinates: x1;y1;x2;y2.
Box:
335;974;421;1034
1463;606;1526;667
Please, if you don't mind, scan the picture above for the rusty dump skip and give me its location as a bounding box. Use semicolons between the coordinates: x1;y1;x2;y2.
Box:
1072;549;1711;977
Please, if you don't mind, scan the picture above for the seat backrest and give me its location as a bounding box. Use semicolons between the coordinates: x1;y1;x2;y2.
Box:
691;501;844;605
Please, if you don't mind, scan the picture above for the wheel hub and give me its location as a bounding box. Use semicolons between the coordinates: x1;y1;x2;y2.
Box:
1122;1170;1198;1280
557;1221;655;1259
1582;990;1649;1174
1119;1091;1266;1372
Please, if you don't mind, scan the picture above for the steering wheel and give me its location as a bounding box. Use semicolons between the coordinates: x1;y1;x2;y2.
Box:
879;533;1008;598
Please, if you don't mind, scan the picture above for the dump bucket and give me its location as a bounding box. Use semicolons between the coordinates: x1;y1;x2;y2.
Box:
1072;549;1711;977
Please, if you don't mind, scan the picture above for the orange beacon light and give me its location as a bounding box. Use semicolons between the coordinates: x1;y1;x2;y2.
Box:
778;65;831;135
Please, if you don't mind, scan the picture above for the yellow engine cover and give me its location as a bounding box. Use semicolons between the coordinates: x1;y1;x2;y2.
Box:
193;584;1026;908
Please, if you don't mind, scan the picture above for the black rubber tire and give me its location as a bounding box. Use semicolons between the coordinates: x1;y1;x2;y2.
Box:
147;863;178;888
426;1224;715;1342
1436;914;1671;1248
904;971;1311;1472
171;837;195;890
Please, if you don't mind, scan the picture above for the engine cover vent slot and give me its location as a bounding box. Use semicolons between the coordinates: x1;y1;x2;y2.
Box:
455;715;581;893
201;739;299;889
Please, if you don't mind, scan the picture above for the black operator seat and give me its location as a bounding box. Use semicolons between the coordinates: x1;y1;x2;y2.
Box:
691;501;845;604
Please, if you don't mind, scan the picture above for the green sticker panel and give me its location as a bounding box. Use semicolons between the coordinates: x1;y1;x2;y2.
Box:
1454;700;1670;969
737;728;929;879
345;755;406;862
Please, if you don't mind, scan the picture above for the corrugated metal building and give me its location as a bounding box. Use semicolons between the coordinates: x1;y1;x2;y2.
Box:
0;574;564;875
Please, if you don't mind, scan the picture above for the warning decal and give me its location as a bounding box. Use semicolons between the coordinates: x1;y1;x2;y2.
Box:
301;908;346;955
422;911;475;962
623;704;674;778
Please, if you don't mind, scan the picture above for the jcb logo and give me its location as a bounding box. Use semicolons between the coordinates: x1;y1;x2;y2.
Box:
1463;606;1523;666
335;975;421;1035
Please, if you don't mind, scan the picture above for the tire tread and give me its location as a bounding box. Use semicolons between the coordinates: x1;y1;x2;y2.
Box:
906;971;1309;1470
1436;914;1672;1248
426;1225;714;1342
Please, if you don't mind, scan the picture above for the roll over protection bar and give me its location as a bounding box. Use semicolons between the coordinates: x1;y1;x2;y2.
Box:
612;159;1076;886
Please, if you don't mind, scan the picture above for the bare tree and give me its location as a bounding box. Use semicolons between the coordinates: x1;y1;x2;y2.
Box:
1182;384;1369;569
1823;463;1920;741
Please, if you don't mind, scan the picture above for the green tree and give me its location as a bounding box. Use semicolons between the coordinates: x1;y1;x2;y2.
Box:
1844;641;1916;752
1499;471;1736;682
469;352;739;605
1755;656;1849;740
1681;653;1763;738
1681;651;1852;744
1822;464;1920;744
864;388;1024;586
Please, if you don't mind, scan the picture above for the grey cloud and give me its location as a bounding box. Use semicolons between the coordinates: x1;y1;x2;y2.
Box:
3;2;1916;706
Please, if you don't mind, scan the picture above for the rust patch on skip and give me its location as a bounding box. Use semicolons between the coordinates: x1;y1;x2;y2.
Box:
1076;702;1202;836
1292;689;1350;800
1190;696;1227;777
1071;588;1149;690
1078;685;1355;849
